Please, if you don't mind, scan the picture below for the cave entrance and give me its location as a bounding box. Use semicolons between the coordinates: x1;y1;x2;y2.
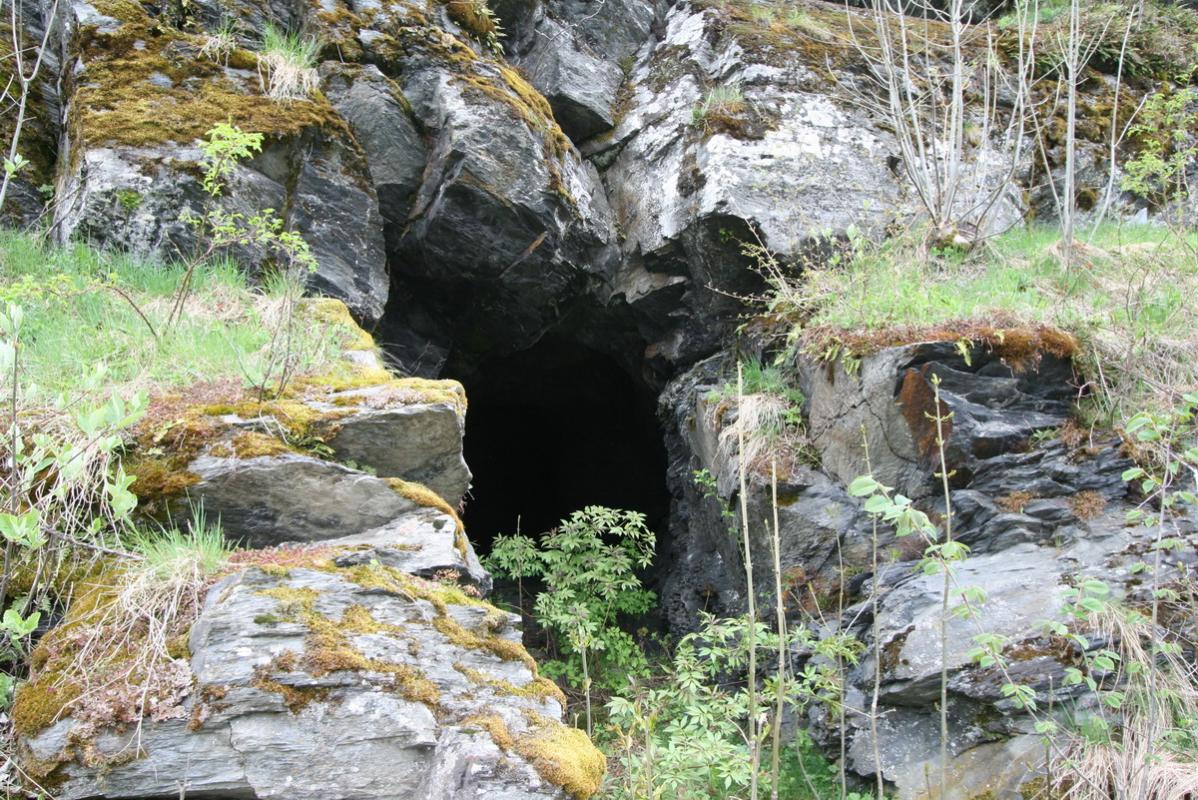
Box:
458;336;670;554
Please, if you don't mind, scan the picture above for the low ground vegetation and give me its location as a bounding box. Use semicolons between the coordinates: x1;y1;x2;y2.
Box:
763;221;1198;427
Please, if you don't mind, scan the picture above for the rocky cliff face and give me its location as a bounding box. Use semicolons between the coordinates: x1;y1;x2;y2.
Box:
13;304;604;800
657;337;1197;798
13;0;1069;374
8;0;1196;796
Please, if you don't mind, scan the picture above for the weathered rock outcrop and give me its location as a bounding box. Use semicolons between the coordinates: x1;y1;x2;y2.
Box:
658;335;1197;798
14;302;603;799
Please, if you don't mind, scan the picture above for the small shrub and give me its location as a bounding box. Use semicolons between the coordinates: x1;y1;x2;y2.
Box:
603;613;861;800
258;25;321;101
487;506;656;693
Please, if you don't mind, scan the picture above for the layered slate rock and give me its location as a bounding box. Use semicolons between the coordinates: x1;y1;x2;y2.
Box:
14;301;601;799
799;336;1079;500
593;1;1028;366
658;334;1197;799
21;558;589;799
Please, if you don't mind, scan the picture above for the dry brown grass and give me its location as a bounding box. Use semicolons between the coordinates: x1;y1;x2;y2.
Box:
996;490;1037;513
1053;603;1198;800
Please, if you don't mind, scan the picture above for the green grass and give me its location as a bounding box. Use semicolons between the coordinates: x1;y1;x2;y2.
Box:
791;222;1198;424
260;24;321;69
0;230;347;404
127;505;230;576
259;24;321;100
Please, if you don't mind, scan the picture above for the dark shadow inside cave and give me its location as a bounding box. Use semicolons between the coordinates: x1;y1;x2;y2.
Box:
455;336;670;554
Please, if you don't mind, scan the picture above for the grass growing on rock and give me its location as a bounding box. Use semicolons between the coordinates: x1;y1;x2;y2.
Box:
70;0;344;148
12;517;229;753
0;231;354;405
785;223;1198;424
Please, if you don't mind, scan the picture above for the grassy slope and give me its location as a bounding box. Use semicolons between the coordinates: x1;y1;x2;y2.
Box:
792;223;1198;425
0;230;351;405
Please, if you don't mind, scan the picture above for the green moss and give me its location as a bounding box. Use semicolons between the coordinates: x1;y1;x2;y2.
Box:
305;297;376;351
11;670;84;739
229;431;297;459
253;676;331;713
327;376;469;415
517;722;606;800
461;713;516;750
473;713;606;799
453;663;566;707
70;7;347;149
441;0;499;41
334;561;486;614
432;615;536;671
12;572;124;737
257;581;443;708
387;477;465;530
126;455;200;503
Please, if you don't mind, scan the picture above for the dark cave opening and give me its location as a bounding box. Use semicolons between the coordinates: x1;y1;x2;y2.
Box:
455;336;671;554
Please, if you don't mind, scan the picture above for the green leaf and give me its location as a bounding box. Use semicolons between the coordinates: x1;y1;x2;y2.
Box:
848;475;880;497
1;608;40;639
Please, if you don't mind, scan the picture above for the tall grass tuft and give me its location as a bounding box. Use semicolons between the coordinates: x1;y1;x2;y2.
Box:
258;24;321;101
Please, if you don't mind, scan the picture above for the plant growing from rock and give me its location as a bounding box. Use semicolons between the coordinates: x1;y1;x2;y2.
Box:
848;374;972;797
444;0;505;56
199;18;240;66
12;507;230;754
692;85;747;130
170;123;318;397
257;24;321;101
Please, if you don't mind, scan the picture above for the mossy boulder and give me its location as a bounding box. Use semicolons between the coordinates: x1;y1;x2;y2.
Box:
325;384;472;505
18;559;600;799
50;0;389;322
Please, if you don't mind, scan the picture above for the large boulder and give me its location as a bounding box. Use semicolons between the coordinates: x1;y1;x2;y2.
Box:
19;558;597;799
14;305;602;798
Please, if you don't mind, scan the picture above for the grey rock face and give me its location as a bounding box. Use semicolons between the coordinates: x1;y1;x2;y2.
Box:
327;398;472;506
590;2;1027;367
389;55;620;359
177;452;421;548
25;564;573;799
799;340;1076;500
658;340;1191;798
53;129;389;324
323;63;428;227
163;377;473;546
517;17;624;142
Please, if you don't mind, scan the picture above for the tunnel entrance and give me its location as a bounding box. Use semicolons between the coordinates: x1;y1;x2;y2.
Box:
456;336;670;553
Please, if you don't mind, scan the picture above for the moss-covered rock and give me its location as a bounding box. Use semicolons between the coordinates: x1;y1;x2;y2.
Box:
18;558;601;799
